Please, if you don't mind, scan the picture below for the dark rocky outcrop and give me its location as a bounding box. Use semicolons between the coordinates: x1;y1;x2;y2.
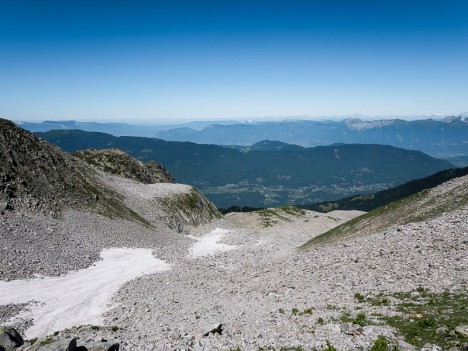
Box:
0;327;23;351
0;119;147;225
1;118;221;229
0;328;118;351
73;149;174;184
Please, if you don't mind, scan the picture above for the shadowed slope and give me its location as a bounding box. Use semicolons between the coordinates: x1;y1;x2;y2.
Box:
0;118;149;225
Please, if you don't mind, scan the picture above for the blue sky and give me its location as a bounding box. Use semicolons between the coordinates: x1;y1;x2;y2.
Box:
1;0;467;121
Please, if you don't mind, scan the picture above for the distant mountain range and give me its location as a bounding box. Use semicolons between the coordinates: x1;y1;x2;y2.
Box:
18;116;468;162
36;130;453;208
155;117;468;159
15;119;235;137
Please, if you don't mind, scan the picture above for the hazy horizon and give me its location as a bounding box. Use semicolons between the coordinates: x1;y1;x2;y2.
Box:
9;113;468;126
1;1;467;121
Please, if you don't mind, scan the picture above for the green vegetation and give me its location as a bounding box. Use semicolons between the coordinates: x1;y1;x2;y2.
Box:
257;347;305;351
111;325;119;332
368;290;468;349
220;205;263;214
258;208;288;227
354;292;365;303
39;338;52;346
340;312;369;326
370;297;391;307
158;188;221;229
353;313;369;327
300;308;313;316
369;336;397;351
257;206;305;227
278;206;306;216
322;341;337;351
26;337;38;345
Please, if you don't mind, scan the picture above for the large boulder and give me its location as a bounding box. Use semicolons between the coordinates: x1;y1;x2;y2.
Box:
0;327;24;351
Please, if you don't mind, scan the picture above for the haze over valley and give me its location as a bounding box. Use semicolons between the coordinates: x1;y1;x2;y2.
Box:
34;126;456;208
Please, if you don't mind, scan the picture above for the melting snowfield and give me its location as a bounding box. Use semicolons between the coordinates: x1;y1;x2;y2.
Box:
187;228;236;258
0;248;170;338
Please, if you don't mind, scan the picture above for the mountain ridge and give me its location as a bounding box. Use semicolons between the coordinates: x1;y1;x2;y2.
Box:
0;119;218;228
17;116;468;160
36;129;454;208
155;117;468;158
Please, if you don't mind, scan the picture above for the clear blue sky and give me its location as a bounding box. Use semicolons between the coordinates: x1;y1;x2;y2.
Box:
1;0;467;121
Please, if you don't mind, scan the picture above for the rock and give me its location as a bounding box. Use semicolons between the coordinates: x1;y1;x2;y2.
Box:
23;338;118;351
83;341;119;351
26;338;69;351
397;340;418;351
73;149;174;185
202;324;223;337
339;323;364;336
408;313;423;319
421;344;442;351
455;325;468;338
66;338;76;351
436;326;448;335
169;331;181;340
0;327;24;351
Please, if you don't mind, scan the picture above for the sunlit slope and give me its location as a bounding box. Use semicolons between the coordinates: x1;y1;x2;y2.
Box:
301;174;468;249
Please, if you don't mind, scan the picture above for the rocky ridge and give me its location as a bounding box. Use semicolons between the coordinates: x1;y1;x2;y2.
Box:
0;119;145;225
99;171;221;231
73;148;175;184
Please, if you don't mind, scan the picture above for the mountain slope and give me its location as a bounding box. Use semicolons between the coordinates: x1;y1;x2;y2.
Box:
0;119;150;225
301;173;468;248
1;119;219;228
0;119;221;282
300;166;468;212
73;148;175;184
36;129;454;208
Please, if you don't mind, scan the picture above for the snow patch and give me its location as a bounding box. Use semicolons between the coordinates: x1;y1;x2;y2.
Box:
0;248;170;338
346;119;396;130
188;228;236;258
